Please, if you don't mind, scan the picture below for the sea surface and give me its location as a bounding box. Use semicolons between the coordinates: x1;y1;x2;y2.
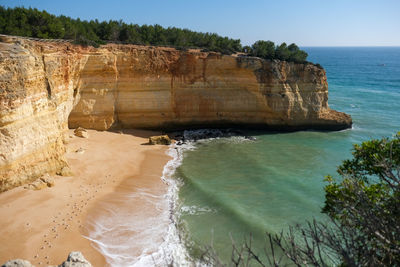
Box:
173;47;400;263
88;47;400;266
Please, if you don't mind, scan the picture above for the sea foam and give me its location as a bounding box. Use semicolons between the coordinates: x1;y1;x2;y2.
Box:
85;130;252;266
84;140;195;266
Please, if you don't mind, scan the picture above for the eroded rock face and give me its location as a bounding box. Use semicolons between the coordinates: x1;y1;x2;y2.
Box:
0;35;88;191
0;35;352;191
68;45;352;131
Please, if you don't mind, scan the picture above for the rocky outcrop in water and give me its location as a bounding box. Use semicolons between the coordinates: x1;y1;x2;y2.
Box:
0;35;352;191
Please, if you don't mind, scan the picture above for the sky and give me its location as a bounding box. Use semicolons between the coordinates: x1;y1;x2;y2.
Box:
1;0;399;46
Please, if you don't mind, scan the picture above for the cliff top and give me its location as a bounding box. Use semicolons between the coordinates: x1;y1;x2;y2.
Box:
0;34;322;71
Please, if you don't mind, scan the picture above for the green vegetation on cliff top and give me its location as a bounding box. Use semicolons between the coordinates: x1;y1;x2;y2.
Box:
0;6;308;63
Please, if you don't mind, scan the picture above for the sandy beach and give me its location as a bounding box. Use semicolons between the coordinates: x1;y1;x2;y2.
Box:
0;129;170;266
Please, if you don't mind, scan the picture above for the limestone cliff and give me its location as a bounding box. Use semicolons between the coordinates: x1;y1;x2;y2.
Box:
0;35;351;191
0;36;87;191
68;44;351;131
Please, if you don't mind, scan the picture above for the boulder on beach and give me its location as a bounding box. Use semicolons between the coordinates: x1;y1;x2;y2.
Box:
1;252;92;267
149;135;172;145
24;179;47;191
40;174;55;187
58;251;92;267
56;166;73;177
24;174;54;190
75;148;85;154
1;259;34;267
74;127;89;138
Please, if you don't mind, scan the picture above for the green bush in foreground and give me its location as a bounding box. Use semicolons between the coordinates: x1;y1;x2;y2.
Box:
199;133;400;266
320;133;400;266
0;6;309;63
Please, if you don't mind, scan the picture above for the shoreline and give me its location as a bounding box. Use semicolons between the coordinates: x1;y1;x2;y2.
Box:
84;148;171;266
0;129;170;266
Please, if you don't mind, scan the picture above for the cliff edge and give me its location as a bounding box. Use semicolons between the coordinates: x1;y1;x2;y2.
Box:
0;35;352;191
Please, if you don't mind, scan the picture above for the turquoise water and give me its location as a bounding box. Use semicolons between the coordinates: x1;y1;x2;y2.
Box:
174;47;400;262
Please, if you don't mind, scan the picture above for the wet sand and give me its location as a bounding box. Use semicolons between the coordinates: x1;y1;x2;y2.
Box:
0;129;170;266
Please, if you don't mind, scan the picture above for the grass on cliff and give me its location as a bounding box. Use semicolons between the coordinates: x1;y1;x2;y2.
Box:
0;6;308;63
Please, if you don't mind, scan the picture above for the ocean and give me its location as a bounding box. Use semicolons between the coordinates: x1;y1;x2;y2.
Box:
88;47;400;266
173;47;400;263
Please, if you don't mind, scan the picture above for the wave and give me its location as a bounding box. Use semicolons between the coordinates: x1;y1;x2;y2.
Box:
132;129;255;266
85;129;254;266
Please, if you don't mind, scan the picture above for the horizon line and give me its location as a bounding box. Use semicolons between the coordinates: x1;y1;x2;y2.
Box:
301;45;400;48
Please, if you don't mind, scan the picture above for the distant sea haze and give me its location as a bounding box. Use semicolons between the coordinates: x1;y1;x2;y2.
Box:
172;47;400;262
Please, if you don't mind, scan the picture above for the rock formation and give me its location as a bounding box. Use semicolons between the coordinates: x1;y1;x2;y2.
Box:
149;135;172;145
0;35;85;191
1;259;34;267
57;251;92;267
0;35;352;191
73;127;88;138
1;251;92;267
23;174;54;190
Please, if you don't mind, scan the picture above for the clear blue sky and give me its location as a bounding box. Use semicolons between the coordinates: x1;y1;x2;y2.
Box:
1;0;399;46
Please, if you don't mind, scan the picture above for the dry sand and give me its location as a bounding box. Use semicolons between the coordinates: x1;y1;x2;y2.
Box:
0;129;170;266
